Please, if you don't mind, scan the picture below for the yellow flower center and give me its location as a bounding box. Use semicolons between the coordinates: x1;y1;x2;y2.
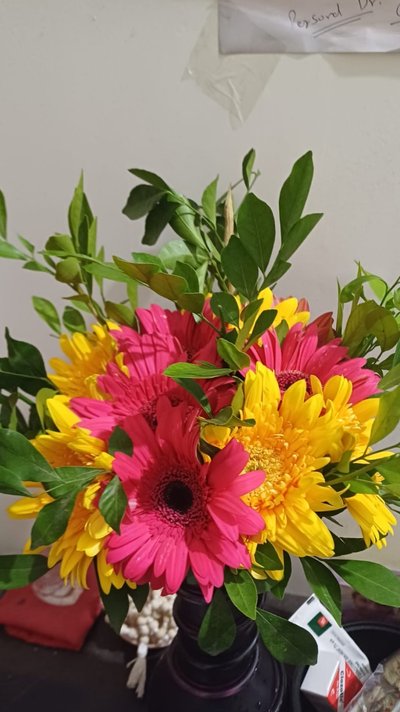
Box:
243;438;293;511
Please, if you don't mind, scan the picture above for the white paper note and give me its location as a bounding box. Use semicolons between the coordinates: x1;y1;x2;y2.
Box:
219;0;400;53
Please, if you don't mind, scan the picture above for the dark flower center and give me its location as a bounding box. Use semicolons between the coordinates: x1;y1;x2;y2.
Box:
277;369;311;393
162;480;194;514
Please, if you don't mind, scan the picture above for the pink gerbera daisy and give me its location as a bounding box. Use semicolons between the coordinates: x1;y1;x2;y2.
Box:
106;398;265;601
71;328;233;441
135;304;221;365
248;322;379;404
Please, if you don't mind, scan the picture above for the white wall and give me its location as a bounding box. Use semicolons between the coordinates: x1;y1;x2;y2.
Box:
0;0;399;592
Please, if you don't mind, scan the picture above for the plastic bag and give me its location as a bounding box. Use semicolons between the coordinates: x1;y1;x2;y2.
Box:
346;649;400;711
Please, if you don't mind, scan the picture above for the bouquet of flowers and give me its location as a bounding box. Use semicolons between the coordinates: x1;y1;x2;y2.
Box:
1;150;400;668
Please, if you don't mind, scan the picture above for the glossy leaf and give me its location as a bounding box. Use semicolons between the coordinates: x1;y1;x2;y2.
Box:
331;534;367;557
114;256;161;285
149;272;188;302
17;235;35;254
0;555;48;591
176;292;205;313
256;609;318;665
202;176;218;227
328;559;400;606
128;583;149;613
278;213;323;262
217;338;250;370
210;293;239;327
31;493;77;549
198;589;236;656
279;151;314;241
109;426;133;457
263;259;291;288
379;364;400;390
32;297;61;334
68;174;94;248
158;240;197;270
99;476;128;534
301;558;342;625
0;429;57;482
105;301;134;326
122;184;164;220
169;203;204;249
45;234;76;255
47;467;103;500
343;301;399;356
370;385;400;445
35;387;57;429
142;197;177;245
5;328;46;377
170;378;211;416
62;306;86;333
164;363;232;380
0;466;33;497
128;168;170;191
242;148;256;190
247;309;277;347
221;236;259;300
237;193;275;273
83;262;132;283
174;261;199;293
224;569;257;620
270;553;292;600
0;239;26;260
99;584;129;634
254;542;283;570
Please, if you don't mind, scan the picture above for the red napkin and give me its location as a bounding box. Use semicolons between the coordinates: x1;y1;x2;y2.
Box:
0;569;102;651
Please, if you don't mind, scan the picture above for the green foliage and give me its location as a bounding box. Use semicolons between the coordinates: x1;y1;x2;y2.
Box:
0;555;49;591
237;193;275;273
224;569;258;620
221;237;259;300
254;542;283;570
98;583;130;634
108;426;133;457
198;589;236;656
98;477;128;534
370;386;400;444
327;560;400;607
301;558;342;625
242;148;256;190
62;306;86;333
279;151;314;241
256;609;318;665
128;583;150;612
217;338;250;370
164;362;232;380
0;191;7;239
32;297;61;334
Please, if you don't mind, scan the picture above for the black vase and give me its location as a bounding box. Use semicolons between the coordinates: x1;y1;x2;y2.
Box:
146;580;286;712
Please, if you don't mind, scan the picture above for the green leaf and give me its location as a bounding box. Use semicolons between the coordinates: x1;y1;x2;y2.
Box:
0;363;50;397
5;328;47;377
105;301;134;326
113;255;161;285
32;297;61;335
68;174;94;248
328;559;400;606
0;466;33;497
45;234;76;255
108;426;133;457
331;534;367;557
128;168;170;191
224;569;257;620
31;493;77;549
343;301;400;356
279;151;314;241
221;236;259;300
35;387;57;429
23;261;51;274
0;239;26;260
0;554;48;591
128;583;149;613
198;589;236;656
237;193;275;273
263;260;291;288
142;197;177;246
98;476;128;534
247;310;277;347
0;191;7;239
62;306;86;333
47;467;103;499
210;293;240;327
394;340;400;368
174;261;199;293
169;203;205;249
158;240;197;270
254;542;283;570
200;406;255;429
217;338;250;370
256;609;318;665
278;213;323;262
164;362;232;380
301;558;342;625
55;257;81;284
17;235;35;254
176;292;205;313
379;364;400;390
370;385;400;445
98;583;129;634
340;273;387;304
83;261;131;284
127;281;138;312
122;184;164;220
348;479;379;495
202;176;218;227
149;272;188;302
242;148;256;190
171;378;211;416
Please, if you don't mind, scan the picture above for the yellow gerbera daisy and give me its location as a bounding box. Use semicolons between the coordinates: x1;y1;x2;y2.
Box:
48;322;123;399
208;363;343;560
32;395;112;471
345;485;396;549
256;287;309;329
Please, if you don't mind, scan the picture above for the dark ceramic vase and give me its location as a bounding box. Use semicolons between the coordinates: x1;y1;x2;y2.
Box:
146;581;286;712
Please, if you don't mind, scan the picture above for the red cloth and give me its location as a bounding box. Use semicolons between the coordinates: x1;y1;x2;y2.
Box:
0;571;102;651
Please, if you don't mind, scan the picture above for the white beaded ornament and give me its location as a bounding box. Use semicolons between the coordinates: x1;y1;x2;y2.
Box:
108;589;177;698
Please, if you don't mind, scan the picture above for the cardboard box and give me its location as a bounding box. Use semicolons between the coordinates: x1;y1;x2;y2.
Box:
290;595;371;711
